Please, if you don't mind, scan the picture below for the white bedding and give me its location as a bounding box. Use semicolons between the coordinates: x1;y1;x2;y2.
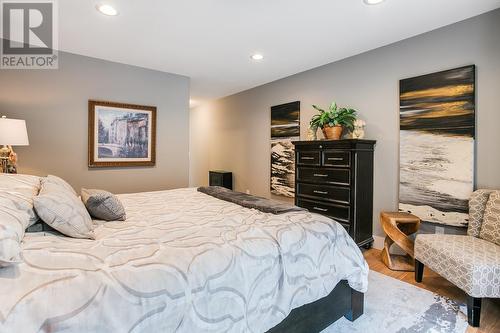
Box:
0;188;368;333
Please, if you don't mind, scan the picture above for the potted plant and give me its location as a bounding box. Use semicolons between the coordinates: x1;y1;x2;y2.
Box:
310;102;357;140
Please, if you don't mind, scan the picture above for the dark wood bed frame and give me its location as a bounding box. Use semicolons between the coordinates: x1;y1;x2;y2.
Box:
267;280;364;333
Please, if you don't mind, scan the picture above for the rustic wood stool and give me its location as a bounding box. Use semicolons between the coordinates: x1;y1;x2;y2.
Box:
380;212;420;271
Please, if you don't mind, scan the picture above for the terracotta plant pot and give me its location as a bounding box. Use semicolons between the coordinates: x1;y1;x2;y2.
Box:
322;125;343;140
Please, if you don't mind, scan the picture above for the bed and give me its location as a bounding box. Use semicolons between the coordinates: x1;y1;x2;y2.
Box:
0;187;368;332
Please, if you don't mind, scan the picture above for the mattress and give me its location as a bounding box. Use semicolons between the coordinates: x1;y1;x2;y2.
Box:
0;188;369;333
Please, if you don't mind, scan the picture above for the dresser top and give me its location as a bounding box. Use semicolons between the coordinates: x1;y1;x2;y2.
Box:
209;170;232;174
292;139;376;147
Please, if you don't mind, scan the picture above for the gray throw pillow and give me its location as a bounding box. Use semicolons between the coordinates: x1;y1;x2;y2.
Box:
81;189;126;221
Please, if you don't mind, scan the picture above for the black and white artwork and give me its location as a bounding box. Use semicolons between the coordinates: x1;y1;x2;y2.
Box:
271;101;300;197
399;66;475;227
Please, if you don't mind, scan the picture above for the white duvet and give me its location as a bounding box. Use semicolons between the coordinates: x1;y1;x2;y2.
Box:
0;188;368;333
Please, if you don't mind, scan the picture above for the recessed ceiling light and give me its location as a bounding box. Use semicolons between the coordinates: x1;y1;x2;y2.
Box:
363;0;385;5
251;54;264;61
96;4;118;16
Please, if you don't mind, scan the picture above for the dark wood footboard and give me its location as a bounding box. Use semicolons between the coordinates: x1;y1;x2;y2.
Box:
266;280;364;333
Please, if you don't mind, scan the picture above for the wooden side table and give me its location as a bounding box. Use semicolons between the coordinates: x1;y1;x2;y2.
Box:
380;212;420;271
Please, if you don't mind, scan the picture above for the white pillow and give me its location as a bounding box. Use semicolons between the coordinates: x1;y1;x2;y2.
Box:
0;197;30;266
0;173;41;227
34;180;95;239
45;175;77;195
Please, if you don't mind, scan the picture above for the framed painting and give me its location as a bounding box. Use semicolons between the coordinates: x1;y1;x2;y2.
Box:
88;100;156;168
399;65;475;227
270;101;300;197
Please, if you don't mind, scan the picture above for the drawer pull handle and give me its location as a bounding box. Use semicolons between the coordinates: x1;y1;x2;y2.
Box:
313;173;328;177
301;157;315;160
313;190;328;195
313;207;328;212
328;157;343;161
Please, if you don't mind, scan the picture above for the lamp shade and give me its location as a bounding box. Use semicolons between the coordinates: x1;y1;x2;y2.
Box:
0;116;29;146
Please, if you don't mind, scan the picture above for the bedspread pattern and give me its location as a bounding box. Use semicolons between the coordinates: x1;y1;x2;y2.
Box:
0;188;368;333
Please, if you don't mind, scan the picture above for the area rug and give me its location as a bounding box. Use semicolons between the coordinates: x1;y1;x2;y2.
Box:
323;271;468;333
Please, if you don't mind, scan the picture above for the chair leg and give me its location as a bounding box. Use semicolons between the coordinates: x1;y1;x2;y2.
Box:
415;259;424;282
466;296;482;327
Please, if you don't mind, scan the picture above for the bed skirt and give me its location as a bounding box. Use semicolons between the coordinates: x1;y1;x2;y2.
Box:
267;280;364;333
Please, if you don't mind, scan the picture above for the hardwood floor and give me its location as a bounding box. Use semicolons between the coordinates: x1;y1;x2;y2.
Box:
364;248;500;333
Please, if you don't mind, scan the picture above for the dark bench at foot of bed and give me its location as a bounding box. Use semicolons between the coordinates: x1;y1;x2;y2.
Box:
266;280;364;333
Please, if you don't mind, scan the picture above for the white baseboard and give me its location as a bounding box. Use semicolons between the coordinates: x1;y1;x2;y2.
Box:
372;235;385;250
371;235;405;255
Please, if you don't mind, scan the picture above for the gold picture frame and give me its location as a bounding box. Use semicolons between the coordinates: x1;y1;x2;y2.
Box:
88;100;156;168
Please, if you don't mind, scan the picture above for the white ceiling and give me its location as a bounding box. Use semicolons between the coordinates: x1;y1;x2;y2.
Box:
58;0;500;104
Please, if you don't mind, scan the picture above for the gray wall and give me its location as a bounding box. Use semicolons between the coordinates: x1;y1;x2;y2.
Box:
190;9;500;236
1;50;190;193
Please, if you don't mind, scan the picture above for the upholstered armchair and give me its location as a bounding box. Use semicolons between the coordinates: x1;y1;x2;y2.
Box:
414;189;500;327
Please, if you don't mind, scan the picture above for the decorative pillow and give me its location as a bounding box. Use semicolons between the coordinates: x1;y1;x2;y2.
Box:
81;188;126;221
45;175;77;196
0;197;30;266
479;191;500;246
468;189;495;237
34;181;95;239
0;173;41;227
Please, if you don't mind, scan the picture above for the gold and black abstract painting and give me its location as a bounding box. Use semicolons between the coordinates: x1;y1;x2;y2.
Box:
399;65;475;227
271;101;300;197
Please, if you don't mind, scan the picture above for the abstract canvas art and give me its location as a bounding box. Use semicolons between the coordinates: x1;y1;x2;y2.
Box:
271;101;300;197
399;66;475;227
88;100;156;167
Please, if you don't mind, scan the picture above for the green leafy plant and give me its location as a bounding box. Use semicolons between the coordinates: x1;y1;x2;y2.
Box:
309;102;357;130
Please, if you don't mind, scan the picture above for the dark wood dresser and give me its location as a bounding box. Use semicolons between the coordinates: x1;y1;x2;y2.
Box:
293;139;376;248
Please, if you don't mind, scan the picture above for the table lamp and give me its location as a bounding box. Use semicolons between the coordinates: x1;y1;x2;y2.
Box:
0;116;29;173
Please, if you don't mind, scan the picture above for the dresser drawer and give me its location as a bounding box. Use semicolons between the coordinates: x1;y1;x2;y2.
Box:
296;167;350;186
296;183;350;204
297;151;321;166
322;151;350;167
298;198;350;223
